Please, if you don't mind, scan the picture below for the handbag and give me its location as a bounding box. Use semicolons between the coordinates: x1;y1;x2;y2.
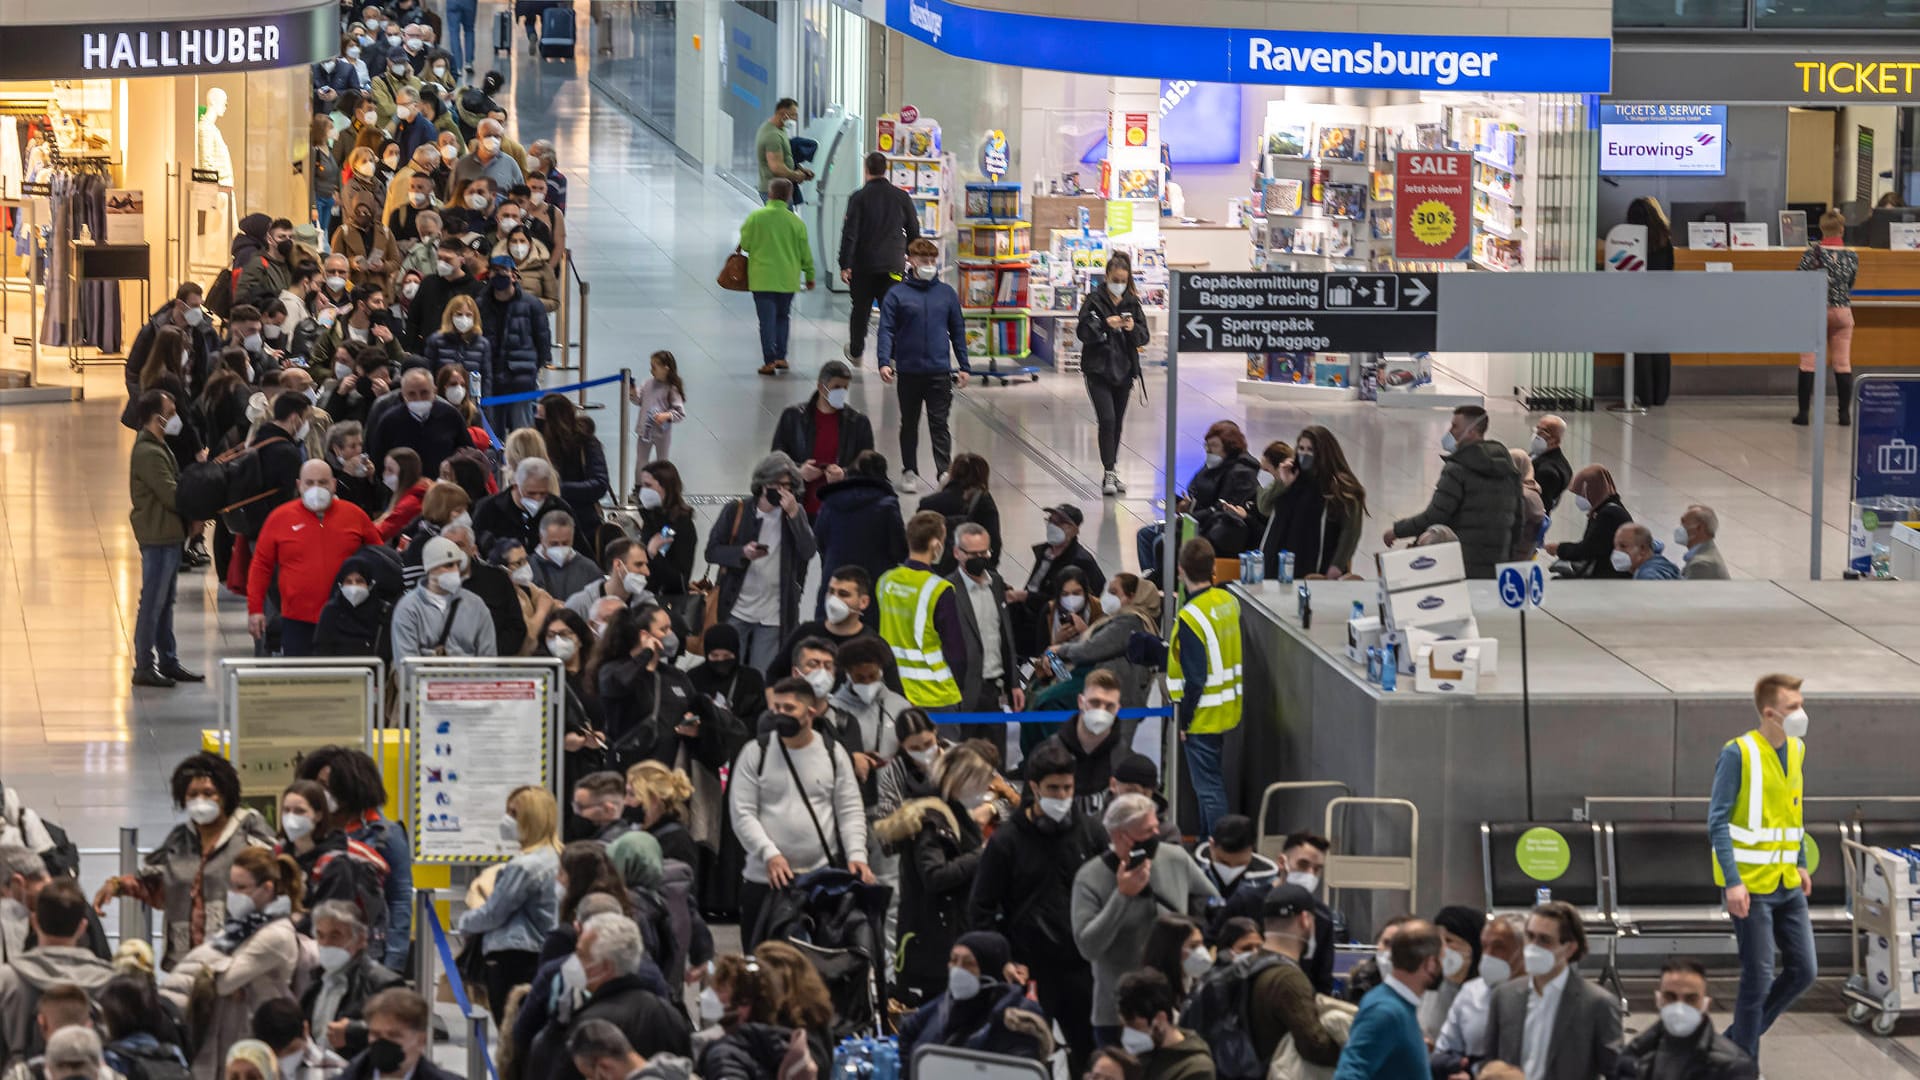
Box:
717;247;750;292
687;499;751;654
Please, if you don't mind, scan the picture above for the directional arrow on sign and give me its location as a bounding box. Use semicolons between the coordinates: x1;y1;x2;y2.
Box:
1405;277;1432;309
1184;316;1214;351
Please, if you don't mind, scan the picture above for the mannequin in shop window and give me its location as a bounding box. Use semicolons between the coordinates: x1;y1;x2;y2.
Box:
197;88;234;189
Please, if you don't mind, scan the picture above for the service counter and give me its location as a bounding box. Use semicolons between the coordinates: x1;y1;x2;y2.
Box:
1227;578;1920;926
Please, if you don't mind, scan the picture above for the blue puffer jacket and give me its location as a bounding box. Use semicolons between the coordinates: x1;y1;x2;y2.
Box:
478;282;552;396
454;846;558;955
878;276;971;376
423;329;494;397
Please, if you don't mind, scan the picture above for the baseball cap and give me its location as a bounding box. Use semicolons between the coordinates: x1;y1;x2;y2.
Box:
488;254;516;271
1046;503;1084;527
1263;883;1316;920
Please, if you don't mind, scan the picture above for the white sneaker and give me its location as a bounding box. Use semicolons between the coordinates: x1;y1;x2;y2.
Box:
1102;471;1119;496
1113;474;1128;493
898;470;921;493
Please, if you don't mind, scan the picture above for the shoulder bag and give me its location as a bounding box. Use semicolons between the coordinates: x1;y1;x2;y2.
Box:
717;247;750;292
684;499;752;654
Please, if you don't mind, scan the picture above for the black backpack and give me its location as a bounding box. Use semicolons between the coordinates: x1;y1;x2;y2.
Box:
174;435;291;533
1180;951;1286;1080
204;266;237;320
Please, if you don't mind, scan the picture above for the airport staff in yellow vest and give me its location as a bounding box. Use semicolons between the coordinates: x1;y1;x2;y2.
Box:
1168;537;1243;837
1709;672;1815;1060
877;510;970;710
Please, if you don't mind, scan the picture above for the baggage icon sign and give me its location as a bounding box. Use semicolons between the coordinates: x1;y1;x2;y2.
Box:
1878;438;1919;476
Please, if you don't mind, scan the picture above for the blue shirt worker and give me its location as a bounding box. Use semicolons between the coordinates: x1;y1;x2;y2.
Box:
1168;538;1243;838
1708;673;1815;1059
1333;918;1440;1080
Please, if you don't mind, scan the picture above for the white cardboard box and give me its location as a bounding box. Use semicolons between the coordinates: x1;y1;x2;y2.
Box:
1382;580;1474;631
1400;620;1484;674
1347;616;1384;663
1376;542;1466;592
1433;635;1500;676
1415;644;1479;694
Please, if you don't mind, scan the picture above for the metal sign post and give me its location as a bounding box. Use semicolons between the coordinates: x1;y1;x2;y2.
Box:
1495;561;1546;817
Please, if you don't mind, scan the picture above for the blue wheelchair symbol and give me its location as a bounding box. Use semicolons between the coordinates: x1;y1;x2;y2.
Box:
1528;565;1546;607
1498;567;1527;609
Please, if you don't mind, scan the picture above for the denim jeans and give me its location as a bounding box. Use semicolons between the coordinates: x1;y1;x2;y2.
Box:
134;543;182;671
753;291;794;364
314;196;336;250
486;399;535;436
729;616;783;673
1727;882;1817;1057
1185;731;1229;838
1136;522;1164;576
446;0;478;72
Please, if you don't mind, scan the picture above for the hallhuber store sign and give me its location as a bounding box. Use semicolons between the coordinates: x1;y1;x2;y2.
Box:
0;3;334;79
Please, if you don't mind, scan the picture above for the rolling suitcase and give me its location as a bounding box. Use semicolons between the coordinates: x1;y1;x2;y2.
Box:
492;8;512;56
538;4;575;59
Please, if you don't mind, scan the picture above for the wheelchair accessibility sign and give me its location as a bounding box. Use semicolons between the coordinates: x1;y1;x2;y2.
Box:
1496;561;1545;610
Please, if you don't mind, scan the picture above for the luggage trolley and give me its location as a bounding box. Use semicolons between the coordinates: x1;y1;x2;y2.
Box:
1841;836;1920;1036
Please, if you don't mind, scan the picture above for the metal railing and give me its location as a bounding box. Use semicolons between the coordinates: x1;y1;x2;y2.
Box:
75;828;155;950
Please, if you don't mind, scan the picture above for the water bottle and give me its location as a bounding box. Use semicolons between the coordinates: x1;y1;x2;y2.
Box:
1537;887;1552;906
1366;646;1380;684
1279;550;1295;584
1351;600;1365;623
1380;642;1397;692
1250;551;1266;584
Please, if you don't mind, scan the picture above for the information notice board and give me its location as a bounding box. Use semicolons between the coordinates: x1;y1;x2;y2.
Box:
413;675;551;862
232;670;370;798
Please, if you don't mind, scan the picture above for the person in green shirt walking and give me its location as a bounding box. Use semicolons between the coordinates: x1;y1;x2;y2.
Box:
740;178;817;375
756;97;813;203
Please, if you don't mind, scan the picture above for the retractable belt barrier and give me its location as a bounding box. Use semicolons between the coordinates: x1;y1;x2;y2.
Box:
939;706;1172;725
426;902;500;1080
477;372;625;407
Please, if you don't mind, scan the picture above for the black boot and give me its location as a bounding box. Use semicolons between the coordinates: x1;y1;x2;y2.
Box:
1837;372;1855;427
1792;370;1814;426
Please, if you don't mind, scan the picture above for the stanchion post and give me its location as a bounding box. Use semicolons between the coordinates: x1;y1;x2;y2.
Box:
466;1009;491;1078
576;280;592;407
413;889;437;995
117;826;145;949
618;368;633;504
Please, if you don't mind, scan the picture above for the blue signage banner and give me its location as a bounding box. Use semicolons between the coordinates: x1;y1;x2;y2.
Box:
885;0;1613;93
1854;376;1920;502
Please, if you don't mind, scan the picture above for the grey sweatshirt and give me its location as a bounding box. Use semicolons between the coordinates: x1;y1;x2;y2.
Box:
1071;844;1219;1025
390;584;497;658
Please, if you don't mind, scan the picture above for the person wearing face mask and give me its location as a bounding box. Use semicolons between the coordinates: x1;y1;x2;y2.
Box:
1272;833;1336;996
340;145;387;227
963;740;1102;1073
756;98;814;202
1009;501;1107;655
252;995;346;1078
896;931;1052;1077
125;284;216;405
772;565;890;681
530;913;693;1077
473;455;569;553
595;603;722;773
1417;904;1487;1042
946;521;1024;737
1032;670;1130;820
1136;421;1263;582
0;845;57;968
152;847;305;1074
335;989;458;1080
562;537;660;622
390;87;439;166
1383;404;1523;580
1433;912;1524;1070
1617;958;1755;1080
524;172;570;262
1340;915;1409;1006
431;522;527;654
127;390;200;688
568;1020;695;1080
1331;920;1447;1080
738;178;817;376
1708;673;1815;1059
1073;794;1219;1046
1673;503;1731;580
838;151;920;365
530;510;602;601
707;454;819;672
1794;207;1859;427
1192;815;1278;916
1165;538;1243;838
369;52;422;128
367;366;473;482
1111;970;1213;1080
1527;415;1572;512
1544;465;1633;580
276;783;391;964
0;880;114;1064
772;360;877;515
388;535;497;658
876;237;970;485
453;117;525;191
774;638;849;736
621;461;695;602
92;753;276;970
422;296;490;408
265;368;333;459
309;281;403;373
495;225;561;312
237;217;299;315
875;512;970;713
406;235;485;350
728;678;875;946
1258;427;1368;581
477;256;553;430
874;743;994;1005
1478;902;1621;1080
1238;884;1343;1072
313;548;405;658
247;460;382;657
330;200;402;290
1076;253;1154;496
454;788;561;1024
491;539;561;658
388;164;438;242
1046;573;1161;729
398;209;445;282
686;622;767;728
1609;522;1680;580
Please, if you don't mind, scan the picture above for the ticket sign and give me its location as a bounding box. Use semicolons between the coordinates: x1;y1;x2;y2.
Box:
1394;152;1472;261
1600;104;1726;177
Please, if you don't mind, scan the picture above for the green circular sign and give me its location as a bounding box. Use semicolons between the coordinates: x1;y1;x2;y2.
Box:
1804;834;1820;876
1516;827;1572;882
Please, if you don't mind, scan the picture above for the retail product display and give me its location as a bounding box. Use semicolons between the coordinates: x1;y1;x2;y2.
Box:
878;112;954;241
1362;541;1486;688
958;181;1037;380
1843;839;1920;1036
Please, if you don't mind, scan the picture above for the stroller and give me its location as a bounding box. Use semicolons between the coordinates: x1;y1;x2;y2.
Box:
753;867;893;1036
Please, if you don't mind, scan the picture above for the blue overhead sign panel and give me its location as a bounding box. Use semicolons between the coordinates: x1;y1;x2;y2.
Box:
885;0;1613;93
1854;376;1920;501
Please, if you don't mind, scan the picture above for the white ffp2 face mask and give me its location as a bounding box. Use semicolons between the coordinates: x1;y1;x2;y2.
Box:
1609;549;1634;573
1782;707;1809;739
1660;1000;1705;1038
1523;943;1558;977
1478;955;1512;986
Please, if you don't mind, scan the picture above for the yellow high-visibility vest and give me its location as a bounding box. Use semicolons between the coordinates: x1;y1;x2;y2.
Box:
876;565;961;708
1711;730;1804;894
1168;587;1243;734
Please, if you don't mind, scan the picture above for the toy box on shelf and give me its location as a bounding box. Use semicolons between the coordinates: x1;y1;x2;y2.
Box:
958;180;1038;384
1029;227;1107;373
877;111;954;246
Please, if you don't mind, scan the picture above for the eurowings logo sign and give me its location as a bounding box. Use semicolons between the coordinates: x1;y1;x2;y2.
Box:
1599;104;1727;176
881;0;1611;93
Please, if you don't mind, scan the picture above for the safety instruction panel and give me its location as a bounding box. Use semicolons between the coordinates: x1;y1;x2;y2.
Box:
413;676;550;862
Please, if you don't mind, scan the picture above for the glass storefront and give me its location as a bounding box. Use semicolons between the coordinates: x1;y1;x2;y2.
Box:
589;1;678;140
1618;0;1920;29
719;1;782;191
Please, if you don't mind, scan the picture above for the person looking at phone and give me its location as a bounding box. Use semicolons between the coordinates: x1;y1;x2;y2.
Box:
1078;253;1154;498
1132;420;1264;585
1071;793;1218;1049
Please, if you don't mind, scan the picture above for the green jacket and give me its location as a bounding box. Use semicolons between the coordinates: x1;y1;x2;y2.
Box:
130;429;187;545
739;203;815;294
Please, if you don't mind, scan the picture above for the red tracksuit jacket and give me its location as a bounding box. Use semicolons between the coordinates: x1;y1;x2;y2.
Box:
247;497;382;622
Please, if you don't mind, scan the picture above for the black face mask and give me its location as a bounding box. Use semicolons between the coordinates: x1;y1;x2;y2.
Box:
1126;836;1160;868
706;659;738;678
275;239;293;259
367;1038;407;1073
963;556;990;578
774;713;804;739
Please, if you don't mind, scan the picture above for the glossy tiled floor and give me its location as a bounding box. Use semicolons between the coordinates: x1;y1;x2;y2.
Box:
2;17;1917;1071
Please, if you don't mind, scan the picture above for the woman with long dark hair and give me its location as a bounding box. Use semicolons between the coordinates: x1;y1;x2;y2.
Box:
1077;253;1152;497
636;460;698;598
916;451;1000;574
538;392;612;556
1259;425;1367;579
